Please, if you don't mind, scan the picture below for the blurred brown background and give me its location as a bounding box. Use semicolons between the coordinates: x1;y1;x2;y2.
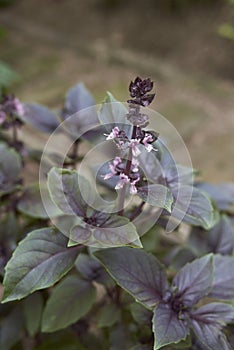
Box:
0;0;233;181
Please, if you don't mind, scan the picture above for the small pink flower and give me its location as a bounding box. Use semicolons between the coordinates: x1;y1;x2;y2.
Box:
131;158;139;173
142;134;154;152
115;173;130;190
130;176;140;195
129;139;141;157
104;157;122;180
105;127;120;140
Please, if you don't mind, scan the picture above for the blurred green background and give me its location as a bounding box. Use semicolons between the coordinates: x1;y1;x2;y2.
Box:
0;0;233;181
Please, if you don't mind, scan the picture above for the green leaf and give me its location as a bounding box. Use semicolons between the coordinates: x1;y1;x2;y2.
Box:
98;303;121;328
130;302;152;325
95;247;169;308
138;184;173;212
2;228;80;302
42;275;96;332
17;184;62;218
153;303;189;349
23;292;44;336
47;167;93;216
34;331;88;350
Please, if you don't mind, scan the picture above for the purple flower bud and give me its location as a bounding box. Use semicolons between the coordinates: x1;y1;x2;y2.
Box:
129;77;154;98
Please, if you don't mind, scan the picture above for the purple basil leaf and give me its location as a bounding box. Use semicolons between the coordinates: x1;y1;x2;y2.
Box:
22;103;60;133
172;254;213;307
92;216;141;248
195;182;234;211
206;215;234;255
47;167;93;217
189;215;234;256
62;83;102;140
62;83;95;118
137;184;173;212
188;226;209;256
209;255;234;300
190;313;232;350
191;302;234;325
71;216;141;248
0;142;21;183
75;253;113;285
165;247;197;270
160;146;194;188
94;247;169;308
70;224;92;245
152;302;189;349
2;228;80;302
171;186;219;230
137;151;164;184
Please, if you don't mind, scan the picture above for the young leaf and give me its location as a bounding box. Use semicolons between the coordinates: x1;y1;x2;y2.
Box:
190;314;231;350
22;103;59;133
191;302;234;325
23;292;44;336
172;254;213;307
17;184;62;218
47;167;93;216
94;247;169;308
2;228;80;302
42;275;96;332
171;186;218;230
137;184;173;212
152;302;189;349
209;255;234;300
